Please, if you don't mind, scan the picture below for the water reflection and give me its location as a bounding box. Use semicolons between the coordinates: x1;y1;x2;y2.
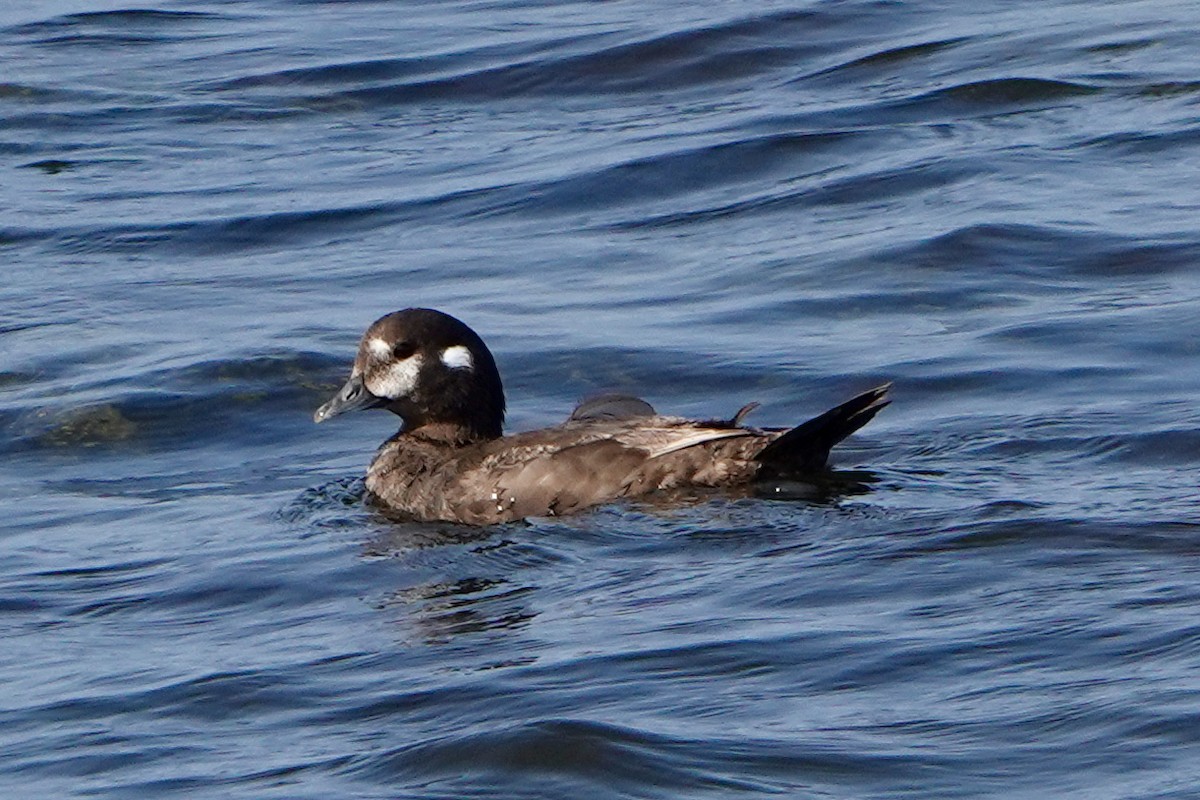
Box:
376;575;538;646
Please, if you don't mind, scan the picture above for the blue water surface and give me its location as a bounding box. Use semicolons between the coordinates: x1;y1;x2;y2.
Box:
4;1;1200;797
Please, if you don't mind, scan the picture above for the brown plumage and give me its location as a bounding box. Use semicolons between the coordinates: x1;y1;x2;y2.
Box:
315;308;890;525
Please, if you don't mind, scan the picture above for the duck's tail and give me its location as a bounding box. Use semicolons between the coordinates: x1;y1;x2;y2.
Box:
754;383;891;476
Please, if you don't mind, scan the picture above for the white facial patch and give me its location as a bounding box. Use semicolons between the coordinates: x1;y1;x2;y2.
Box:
439;345;474;371
366;337;392;360
366;354;424;399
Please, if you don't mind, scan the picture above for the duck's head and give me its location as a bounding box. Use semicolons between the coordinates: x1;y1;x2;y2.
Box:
314;308;505;440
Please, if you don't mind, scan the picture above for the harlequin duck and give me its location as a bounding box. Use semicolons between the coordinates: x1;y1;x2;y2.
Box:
314;308;890;525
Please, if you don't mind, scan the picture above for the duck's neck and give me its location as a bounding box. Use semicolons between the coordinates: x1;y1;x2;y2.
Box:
405;420;498;446
387;392;504;444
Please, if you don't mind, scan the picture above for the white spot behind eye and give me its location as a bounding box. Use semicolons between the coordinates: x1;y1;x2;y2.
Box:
366;354;424;399
440;345;474;371
367;337;391;360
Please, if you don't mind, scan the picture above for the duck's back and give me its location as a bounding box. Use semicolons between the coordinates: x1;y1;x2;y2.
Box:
366;416;771;524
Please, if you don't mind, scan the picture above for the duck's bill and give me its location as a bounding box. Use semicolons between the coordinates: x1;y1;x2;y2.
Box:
314;374;385;423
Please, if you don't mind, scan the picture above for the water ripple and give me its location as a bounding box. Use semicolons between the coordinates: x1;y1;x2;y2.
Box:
5;1;1200;797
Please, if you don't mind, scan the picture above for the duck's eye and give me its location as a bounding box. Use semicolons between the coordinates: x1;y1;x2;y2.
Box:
391;341;417;360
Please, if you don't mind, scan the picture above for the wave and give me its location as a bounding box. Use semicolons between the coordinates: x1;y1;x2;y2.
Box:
2;352;340;454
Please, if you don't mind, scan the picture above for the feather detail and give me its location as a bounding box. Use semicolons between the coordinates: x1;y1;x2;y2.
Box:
643;427;755;459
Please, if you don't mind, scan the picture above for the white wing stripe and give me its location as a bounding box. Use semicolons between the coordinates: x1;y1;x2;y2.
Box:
646;429;751;459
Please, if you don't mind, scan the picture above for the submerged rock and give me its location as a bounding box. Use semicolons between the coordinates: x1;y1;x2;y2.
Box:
35;405;137;448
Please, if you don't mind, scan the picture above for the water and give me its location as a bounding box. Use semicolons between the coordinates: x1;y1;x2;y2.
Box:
4;0;1200;796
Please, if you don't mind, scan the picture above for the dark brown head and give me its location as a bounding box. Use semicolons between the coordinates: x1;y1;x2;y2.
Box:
314;308;505;441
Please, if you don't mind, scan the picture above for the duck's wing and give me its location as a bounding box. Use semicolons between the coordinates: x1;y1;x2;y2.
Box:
461;418;755;522
462;436;645;522
610;421;754;458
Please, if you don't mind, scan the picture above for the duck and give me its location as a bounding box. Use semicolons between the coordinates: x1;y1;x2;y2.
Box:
314;308;890;525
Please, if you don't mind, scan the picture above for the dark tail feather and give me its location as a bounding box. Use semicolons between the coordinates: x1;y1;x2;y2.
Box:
754;383;891;476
